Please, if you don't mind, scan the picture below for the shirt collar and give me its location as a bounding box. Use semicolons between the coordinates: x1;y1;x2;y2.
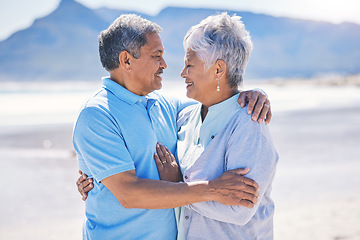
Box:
207;93;240;113
146;91;161;108
199;93;240;147
102;77;148;106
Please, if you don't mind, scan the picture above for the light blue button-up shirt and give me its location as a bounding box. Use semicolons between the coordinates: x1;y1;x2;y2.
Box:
176;93;279;240
73;77;191;240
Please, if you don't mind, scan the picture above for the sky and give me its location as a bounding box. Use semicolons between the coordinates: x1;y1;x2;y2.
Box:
0;0;359;40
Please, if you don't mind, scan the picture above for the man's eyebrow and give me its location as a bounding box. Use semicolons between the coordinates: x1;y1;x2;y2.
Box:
152;49;164;54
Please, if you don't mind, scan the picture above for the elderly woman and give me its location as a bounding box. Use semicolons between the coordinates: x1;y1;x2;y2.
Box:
154;13;278;240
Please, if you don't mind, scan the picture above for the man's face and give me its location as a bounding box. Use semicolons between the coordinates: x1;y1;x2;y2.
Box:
129;33;167;96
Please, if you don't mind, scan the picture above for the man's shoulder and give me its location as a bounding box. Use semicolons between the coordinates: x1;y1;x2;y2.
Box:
148;92;182;116
176;104;201;131
75;88;115;121
150;91;176;105
81;88;107;107
80;86;126;112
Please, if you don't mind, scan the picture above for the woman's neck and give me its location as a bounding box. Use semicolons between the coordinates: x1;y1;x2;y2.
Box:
201;88;239;121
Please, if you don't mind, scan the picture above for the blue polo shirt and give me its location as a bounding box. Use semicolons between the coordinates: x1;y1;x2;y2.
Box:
73;77;191;240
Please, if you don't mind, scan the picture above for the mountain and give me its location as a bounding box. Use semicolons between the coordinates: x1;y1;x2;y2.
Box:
0;0;109;81
0;0;359;82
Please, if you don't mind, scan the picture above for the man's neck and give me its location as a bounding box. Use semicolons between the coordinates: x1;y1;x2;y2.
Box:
109;70;126;88
109;71;150;96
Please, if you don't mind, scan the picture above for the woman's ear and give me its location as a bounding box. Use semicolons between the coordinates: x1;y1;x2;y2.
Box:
216;59;227;79
119;51;131;71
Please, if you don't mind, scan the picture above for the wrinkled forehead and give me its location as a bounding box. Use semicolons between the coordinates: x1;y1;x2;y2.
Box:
143;33;165;53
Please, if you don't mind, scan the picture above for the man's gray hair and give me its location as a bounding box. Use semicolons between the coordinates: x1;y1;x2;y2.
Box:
183;12;253;87
99;14;162;71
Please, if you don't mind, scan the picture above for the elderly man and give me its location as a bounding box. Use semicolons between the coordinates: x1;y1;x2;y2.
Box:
73;14;271;240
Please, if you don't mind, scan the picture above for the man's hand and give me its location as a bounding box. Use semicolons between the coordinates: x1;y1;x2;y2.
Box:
154;143;183;182
238;89;272;125
76;170;93;201
208;168;259;208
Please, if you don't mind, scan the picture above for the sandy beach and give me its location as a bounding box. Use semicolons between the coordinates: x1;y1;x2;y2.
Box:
0;82;360;239
271;107;360;240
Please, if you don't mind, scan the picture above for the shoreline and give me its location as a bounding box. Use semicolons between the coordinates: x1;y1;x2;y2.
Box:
1;99;360;239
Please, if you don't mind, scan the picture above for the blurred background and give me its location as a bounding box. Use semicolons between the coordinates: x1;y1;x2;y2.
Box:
0;0;359;239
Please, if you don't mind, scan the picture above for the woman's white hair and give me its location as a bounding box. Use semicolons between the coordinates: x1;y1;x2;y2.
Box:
183;12;253;87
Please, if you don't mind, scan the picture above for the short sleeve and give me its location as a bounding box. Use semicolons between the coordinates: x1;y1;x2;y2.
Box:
73;107;135;182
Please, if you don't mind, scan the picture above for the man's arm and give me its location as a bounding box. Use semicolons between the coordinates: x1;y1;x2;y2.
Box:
74;107;259;208
165;89;272;125
101;168;258;209
76;166;259;209
77;145;260;208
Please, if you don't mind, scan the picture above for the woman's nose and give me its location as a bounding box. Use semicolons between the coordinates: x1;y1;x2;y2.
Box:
180;67;187;78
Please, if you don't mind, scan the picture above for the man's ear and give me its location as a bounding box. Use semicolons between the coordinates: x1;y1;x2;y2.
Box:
119;51;131;70
215;60;227;79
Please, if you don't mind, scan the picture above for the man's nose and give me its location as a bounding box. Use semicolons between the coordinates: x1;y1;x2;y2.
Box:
160;57;167;69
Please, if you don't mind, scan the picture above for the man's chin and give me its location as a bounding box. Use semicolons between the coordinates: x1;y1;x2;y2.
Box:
154;82;162;91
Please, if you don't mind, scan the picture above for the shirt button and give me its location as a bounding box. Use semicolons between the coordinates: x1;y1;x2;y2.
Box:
184;176;188;179
211;135;214;139
139;99;142;102
185;216;189;220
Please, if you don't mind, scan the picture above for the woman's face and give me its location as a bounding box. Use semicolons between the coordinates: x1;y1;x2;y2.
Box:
180;50;217;103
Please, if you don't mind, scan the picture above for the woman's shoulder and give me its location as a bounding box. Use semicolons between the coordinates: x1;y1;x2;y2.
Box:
224;105;268;135
224;105;276;147
231;105;254;124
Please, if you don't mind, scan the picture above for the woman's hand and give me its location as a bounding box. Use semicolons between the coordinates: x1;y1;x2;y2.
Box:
76;170;94;201
154;143;183;182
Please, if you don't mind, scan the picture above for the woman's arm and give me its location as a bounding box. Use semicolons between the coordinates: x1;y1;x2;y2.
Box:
186;119;278;225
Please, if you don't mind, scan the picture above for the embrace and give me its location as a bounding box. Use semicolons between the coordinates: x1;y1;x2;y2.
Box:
73;12;278;240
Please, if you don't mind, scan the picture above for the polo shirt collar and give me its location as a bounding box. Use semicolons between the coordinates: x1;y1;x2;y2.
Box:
146;91;160;106
102;77;148;106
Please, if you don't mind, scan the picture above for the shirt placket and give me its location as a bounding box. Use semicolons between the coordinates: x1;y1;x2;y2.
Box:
146;99;160;133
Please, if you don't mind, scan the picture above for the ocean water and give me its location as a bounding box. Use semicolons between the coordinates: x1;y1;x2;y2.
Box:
1;80;360;240
1;80;360;127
